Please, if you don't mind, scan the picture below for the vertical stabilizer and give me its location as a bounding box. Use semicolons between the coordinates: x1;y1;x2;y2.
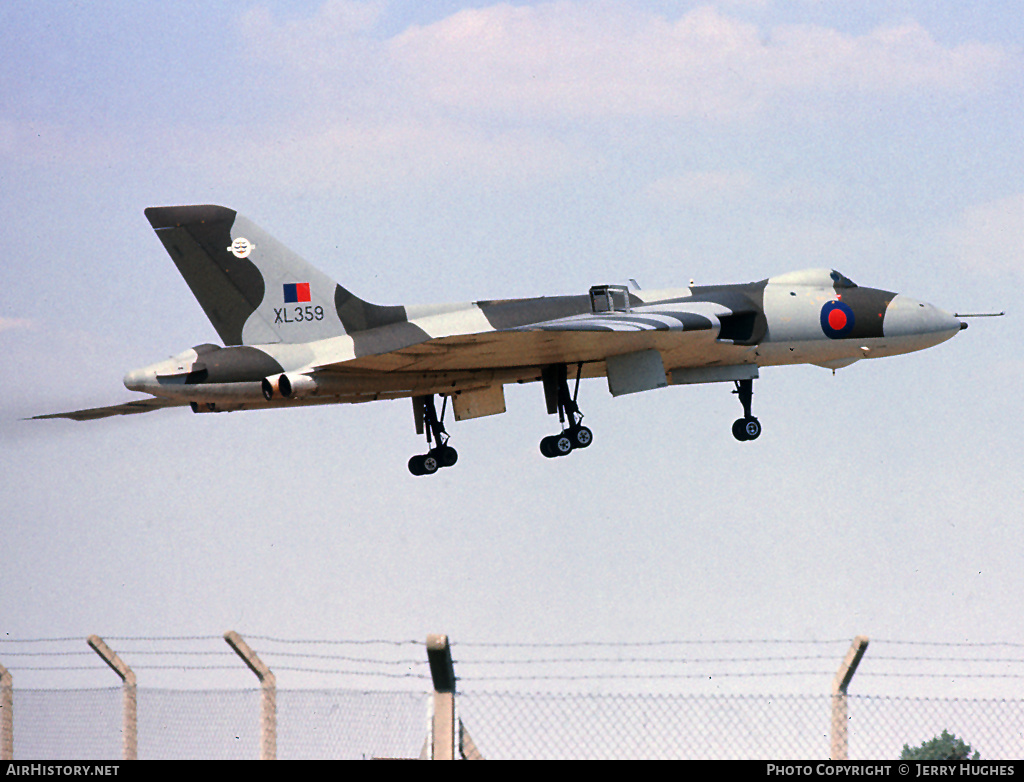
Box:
144;205;406;345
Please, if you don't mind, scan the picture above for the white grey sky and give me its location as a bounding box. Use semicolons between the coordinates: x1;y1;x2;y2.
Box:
1;1;1021;699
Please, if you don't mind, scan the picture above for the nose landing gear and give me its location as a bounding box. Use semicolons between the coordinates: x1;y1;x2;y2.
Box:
731;378;762;441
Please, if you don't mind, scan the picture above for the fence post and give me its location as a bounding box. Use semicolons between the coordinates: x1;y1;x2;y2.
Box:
1;664;12;760
86;636;137;760
224;631;276;760
425;634;482;760
831;635;869;760
426;634;456;760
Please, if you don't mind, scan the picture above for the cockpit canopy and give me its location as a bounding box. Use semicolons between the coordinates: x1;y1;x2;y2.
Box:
829;270;857;288
769;268;858;288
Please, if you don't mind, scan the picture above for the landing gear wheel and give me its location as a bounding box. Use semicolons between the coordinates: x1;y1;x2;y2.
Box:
438;445;458;468
408;455;425;475
743;417;761;440
540;436;559;458
554;434;573;456
732;417;761;441
540;434;574;457
570;426;593;449
421;453;439;474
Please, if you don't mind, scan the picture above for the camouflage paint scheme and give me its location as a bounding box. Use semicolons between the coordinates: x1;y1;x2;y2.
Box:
36;205;966;468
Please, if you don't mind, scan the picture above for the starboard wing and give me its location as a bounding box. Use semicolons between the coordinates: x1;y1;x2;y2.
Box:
311;300;735;376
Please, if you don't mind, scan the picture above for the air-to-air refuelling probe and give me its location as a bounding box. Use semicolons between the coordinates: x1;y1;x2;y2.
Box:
37;205;987;475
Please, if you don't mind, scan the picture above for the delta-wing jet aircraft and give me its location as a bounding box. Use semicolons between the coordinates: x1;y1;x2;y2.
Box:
36;205;975;475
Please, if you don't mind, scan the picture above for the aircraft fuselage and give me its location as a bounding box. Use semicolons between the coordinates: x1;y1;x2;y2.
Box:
123;268;963;413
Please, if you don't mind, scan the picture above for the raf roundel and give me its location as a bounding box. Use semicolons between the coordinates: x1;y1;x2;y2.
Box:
228;237;254;259
820;300;855;339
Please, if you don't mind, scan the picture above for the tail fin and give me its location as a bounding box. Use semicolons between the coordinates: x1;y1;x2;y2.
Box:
145;205;406;345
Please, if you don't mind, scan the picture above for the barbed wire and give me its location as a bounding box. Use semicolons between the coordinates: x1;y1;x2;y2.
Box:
267;666;428;678
2;636;1021;683
868;655;1024;664
873;640;1024;648
464;670;836;681
454;654;841;665
4;635;1021;647
1;649;427;666
860;672;1024;679
243;635;423;646
452;638;853;648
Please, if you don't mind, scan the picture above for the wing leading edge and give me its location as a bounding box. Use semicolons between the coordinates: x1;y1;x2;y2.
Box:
31;397;191;422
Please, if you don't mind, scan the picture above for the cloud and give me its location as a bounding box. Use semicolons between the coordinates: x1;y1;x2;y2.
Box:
10;3;1012;196
0;317;33;333
386;4;1011;121
946;193;1024;276
238;0;387;75
240;0;385;43
769;19;1009;94
232;3;1013;125
165;1;1011;198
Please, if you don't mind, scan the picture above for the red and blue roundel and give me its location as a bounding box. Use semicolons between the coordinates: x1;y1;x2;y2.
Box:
820;300;855;339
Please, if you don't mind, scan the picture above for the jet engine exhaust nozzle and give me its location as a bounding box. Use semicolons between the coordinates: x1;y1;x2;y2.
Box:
261;376;278;401
278;372;317;399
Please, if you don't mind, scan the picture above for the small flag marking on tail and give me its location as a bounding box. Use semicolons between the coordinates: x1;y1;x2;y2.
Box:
283;282;311;303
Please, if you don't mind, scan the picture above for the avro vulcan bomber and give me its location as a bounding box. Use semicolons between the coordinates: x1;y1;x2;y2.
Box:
36;205;978;475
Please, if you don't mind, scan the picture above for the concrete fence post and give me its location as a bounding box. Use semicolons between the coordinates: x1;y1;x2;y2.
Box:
426;634;456;760
424;634;482;760
831;635;869;760
224;631;276;760
86;636;137;761
1;664;12;760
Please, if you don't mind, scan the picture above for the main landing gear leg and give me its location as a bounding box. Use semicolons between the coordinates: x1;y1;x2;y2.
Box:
540;363;594;458
409;395;458;476
731;378;762;441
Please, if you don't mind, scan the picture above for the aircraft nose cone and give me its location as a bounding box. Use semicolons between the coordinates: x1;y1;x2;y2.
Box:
883;295;963;344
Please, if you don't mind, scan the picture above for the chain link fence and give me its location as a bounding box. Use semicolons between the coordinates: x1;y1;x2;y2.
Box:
460;692;1024;759
847;696;1023;762
8;688;1022;759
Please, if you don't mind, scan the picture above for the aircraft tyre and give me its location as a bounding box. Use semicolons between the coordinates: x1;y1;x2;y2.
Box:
540;434;574;458
571;426;593;449
438;445;458;468
541;427;592;457
732;417;761;441
744;417;762;440
540;435;558;458
408;453;441;476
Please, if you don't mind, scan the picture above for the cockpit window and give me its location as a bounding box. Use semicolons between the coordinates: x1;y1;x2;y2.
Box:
830;270;858;288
